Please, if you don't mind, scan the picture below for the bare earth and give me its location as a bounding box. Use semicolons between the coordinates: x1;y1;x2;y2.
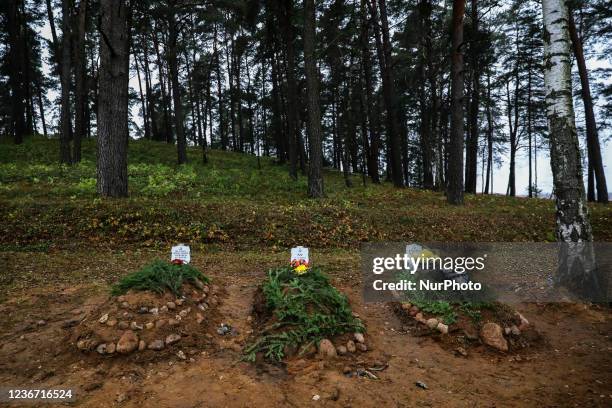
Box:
0;250;610;407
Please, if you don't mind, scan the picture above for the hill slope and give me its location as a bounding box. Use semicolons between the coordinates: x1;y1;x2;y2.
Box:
1;138;611;256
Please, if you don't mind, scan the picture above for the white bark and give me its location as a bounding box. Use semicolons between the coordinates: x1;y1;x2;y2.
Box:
542;0;573;119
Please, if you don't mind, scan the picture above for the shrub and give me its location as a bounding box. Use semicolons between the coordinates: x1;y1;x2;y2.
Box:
111;260;210;296
244;266;363;362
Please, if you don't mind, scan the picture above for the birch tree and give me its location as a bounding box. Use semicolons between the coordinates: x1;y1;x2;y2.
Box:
542;0;601;299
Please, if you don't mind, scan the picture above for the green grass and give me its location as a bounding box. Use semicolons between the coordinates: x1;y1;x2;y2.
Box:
244;266;363;362
1;136;611;252
111;259;210;296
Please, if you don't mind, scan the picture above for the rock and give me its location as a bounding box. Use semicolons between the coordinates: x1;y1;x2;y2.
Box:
516;312;529;331
196;313;204;324
415;381;428;390
354;332;365;344
118;321;129;330
96;344;107;354
480;322;508;352
346;340;356;353
117;296;126;302
62;318;81;328
138;340;146;351
504;327;511;335
198;303;208;311
107;343;116;354
160;305;168;313
202;285;210;294
356;343;368;352
415;313;426;323
138;307;149;314
426;318;439;329
165;333;181;345
246;315;253;323
116;393;128;403
77;338;99;351
116;330;139;354
409;306;420;316
179;309;189;318
401;303;412;311
510;325;521;336
437;322;449;334
168;318;180;326
455;346;468;357
145;322;154;330
193;278;205;290
130;321;143;330
83;382;102;392
121;301;130;309
318;339;337;359
148;340;164;351
37;320;46;326
217;323;232;335
98;314;109;324
463;327;479;340
155;320;167;329
176;350;186;360
337;345;348;355
106;319;117;327
352;312;360;318
175;298;184;306
149;307;159;315
167;302;176;310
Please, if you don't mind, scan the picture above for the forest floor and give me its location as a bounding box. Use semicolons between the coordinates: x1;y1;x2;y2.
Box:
1;138;611;407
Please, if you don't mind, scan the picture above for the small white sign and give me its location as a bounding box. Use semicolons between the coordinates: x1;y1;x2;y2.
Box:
171;244;191;264
291;246;309;264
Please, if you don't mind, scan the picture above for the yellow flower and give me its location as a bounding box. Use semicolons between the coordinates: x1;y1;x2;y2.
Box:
294;264;309;275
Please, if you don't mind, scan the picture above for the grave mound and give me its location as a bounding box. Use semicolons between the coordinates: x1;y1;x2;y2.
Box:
71;260;222;361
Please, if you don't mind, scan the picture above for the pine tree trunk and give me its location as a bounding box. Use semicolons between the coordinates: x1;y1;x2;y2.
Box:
73;0;87;162
465;0;479;194
447;0;466;205
360;0;379;183
167;2;187;164
60;0;73;163
213;25;227;150
567;11;608;203
418;0;434;189
280;1;299;180
375;0;403;187
97;0;129;197
7;0;26;144
304;0;324;197
542;0;600;299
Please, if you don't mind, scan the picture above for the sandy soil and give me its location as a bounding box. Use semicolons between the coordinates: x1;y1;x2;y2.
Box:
0;252;610;408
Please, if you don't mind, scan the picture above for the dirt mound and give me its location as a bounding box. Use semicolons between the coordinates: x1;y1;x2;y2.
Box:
71;281;223;362
247;285;370;363
393;301;545;355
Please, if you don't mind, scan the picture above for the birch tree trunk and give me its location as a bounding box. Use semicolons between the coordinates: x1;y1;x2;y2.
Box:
97;0;129;197
542;0;601;300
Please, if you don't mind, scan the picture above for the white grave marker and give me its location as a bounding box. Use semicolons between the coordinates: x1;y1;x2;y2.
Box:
171;244;191;264
290;246;309;264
